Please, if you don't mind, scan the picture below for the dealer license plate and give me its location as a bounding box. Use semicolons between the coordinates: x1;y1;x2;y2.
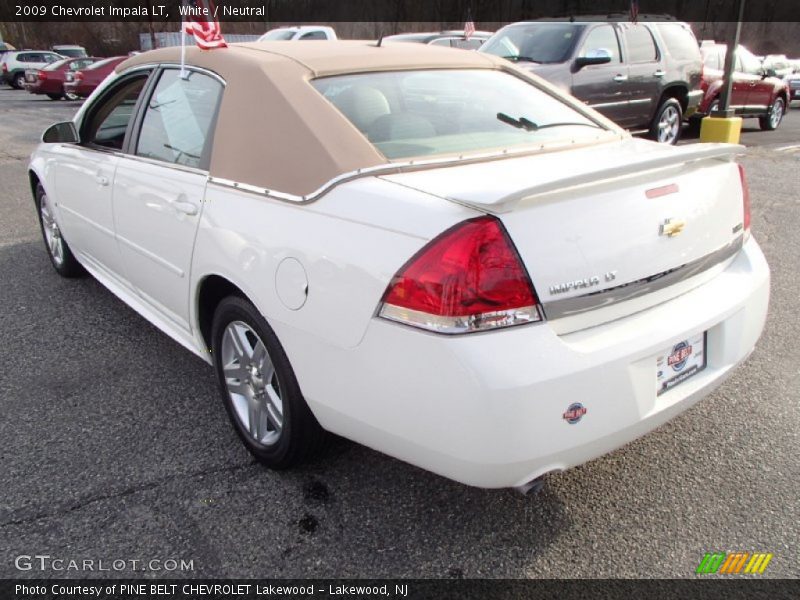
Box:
656;332;707;396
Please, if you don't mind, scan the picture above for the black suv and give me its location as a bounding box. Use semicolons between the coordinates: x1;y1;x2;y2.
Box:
480;19;703;144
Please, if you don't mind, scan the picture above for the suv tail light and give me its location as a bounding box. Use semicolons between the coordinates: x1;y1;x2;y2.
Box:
738;164;751;237
378;216;542;334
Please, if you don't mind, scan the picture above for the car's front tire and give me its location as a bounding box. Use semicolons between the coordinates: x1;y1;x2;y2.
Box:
35;183;84;277
211;296;326;468
650;98;683;145
760;97;785;131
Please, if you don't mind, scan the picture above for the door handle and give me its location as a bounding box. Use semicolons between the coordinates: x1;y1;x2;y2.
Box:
653;70;666;78
173;200;198;216
95;175;109;186
613;74;628;82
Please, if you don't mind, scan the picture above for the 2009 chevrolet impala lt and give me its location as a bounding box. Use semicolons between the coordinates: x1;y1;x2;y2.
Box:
29;41;769;491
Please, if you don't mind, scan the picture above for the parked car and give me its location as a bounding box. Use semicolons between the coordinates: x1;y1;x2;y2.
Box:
384;30;492;50
258;26;337;41
51;45;88;58
30;41;768;491
1;50;64;89
786;72;800;103
480;19;704;144
24;57;99;100
63;56;126;99
698;43;790;130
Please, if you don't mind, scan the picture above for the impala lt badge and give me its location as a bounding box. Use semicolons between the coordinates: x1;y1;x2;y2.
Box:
660;218;686;237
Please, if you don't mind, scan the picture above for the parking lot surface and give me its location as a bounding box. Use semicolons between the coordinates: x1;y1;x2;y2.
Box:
0;87;798;578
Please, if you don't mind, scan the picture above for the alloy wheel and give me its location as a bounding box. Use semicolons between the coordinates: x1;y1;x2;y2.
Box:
40;194;65;266
221;320;284;446
769;98;784;129
657;105;681;144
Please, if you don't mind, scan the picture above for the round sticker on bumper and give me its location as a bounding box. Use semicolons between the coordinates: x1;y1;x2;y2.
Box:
563;403;587;424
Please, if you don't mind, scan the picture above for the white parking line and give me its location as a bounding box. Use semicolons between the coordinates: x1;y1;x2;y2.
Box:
773;144;800;153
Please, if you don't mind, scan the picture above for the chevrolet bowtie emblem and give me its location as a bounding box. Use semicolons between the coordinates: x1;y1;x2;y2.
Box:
660;218;686;237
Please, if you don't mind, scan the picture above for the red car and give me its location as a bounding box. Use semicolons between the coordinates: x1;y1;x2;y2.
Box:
24;57;99;100
63;56;127;99
698;43;790;131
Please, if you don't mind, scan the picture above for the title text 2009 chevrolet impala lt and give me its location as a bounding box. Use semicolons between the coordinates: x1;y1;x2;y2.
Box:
29;42;769;491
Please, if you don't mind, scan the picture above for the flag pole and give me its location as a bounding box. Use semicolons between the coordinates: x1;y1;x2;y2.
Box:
180;23;188;79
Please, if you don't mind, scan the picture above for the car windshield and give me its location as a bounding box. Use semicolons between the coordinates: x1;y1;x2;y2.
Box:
312;69;604;160
481;23;583;64
261;30;296;41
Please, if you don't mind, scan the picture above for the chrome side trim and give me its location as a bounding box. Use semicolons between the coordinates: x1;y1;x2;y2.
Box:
207;133;623;204
542;235;745;320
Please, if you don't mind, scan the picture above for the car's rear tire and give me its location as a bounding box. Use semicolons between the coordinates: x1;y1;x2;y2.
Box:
211;296;326;469
759;97;785;131
35;183;84;277
46;93;63;100
650;98;683;145
12;73;25;90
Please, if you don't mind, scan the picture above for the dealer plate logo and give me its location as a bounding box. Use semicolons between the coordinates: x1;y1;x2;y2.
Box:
562;403;587;424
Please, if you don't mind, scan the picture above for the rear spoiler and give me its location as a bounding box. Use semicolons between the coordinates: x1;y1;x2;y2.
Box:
454;144;745;213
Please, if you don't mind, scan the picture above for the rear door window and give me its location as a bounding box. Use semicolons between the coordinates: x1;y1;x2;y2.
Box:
135;68;223;169
624;25;659;63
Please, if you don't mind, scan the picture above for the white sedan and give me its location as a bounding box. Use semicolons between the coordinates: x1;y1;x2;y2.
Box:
29;41;769;491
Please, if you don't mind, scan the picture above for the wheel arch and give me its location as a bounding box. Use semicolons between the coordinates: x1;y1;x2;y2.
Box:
195;273;248;353
28;169;42;203
658;84;689;114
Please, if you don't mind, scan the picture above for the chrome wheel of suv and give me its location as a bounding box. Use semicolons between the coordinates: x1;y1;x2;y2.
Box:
650;98;683;145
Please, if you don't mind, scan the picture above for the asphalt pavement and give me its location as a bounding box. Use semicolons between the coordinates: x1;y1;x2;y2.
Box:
0;88;798;579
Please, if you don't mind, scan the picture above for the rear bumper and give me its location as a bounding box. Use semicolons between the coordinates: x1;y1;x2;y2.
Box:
298;238;769;488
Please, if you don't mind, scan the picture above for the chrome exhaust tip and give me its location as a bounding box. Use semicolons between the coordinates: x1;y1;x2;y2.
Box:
514;475;546;496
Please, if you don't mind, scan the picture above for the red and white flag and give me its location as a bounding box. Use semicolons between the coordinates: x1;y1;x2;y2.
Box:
183;0;227;50
463;18;476;41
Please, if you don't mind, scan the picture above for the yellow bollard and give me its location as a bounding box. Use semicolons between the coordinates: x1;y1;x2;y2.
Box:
699;116;743;144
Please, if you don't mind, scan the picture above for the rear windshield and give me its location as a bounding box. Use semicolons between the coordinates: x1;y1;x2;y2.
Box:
261;30;296;41
312;69;604;160
481;23;583;64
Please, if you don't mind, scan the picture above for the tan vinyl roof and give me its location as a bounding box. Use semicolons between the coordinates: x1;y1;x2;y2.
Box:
116;41;510;197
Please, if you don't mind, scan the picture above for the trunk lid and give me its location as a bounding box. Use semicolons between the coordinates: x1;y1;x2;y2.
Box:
380;138;747;334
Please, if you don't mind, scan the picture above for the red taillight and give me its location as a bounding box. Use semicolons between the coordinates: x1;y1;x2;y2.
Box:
75;71;83;81
738;163;751;235
379;216;541;334
37;70;46;80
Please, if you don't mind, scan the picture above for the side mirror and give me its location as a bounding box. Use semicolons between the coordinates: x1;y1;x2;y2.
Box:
42;121;79;144
575;48;612;69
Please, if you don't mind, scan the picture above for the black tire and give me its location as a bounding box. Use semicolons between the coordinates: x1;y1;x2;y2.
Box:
35;183;84;278
211;295;326;469
11;73;25;90
759;96;785;131
707;98;721;116
46;93;63;100
649;97;683;145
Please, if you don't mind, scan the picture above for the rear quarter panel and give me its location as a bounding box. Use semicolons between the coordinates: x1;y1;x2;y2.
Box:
190;177;478;354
